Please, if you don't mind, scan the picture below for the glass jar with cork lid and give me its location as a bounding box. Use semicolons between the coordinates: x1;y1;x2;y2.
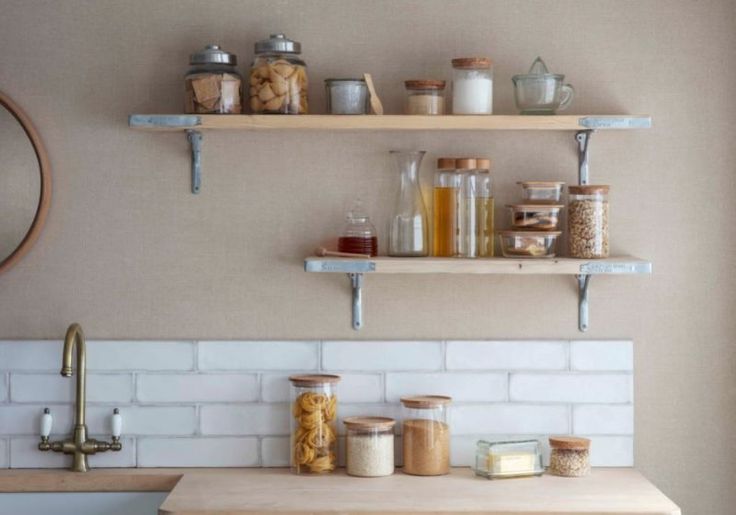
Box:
451;57;493;114
404;80;446;115
288;374;340;474
400;395;452;476
548;436;591;477
343;416;396;477
568;185;609;258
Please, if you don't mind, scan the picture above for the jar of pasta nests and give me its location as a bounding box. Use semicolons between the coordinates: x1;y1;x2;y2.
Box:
288;374;340;474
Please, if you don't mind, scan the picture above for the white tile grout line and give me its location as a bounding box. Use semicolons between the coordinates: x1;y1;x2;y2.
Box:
192;340;199;372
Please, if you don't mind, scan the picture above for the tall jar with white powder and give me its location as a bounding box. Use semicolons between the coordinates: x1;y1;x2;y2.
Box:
451;57;493;114
343;417;395;477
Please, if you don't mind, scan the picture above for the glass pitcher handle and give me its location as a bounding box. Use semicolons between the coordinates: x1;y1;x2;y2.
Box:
558;84;575;112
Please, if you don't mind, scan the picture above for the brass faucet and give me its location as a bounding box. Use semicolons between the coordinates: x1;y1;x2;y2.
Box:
38;323;122;472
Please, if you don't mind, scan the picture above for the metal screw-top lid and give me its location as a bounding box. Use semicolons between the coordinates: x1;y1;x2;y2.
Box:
189;44;237;65
255;33;301;54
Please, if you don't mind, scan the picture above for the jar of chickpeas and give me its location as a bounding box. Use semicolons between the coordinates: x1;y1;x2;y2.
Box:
288;374;340;474
249;33;308;114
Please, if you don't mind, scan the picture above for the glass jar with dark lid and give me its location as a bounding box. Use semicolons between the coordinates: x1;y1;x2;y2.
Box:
184;44;242;114
250;33;307;114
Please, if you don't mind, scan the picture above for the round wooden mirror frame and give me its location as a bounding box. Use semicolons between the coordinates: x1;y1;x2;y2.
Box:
0;90;52;275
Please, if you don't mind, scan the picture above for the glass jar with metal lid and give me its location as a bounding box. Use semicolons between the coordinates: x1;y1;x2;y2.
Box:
184;44;242;114
249;33;307;114
405;80;446;115
288;374;340;474
343;416;396;477
400;395;451;476
568;185;609;258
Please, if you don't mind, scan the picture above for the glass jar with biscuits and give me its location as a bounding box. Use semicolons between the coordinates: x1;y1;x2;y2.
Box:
288;374;340;474
249;33;308;114
184;45;242;114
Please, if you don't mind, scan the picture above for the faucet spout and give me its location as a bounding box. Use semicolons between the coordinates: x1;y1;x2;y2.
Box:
62;323;86;427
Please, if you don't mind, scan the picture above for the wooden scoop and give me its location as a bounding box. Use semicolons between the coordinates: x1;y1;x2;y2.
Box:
363;73;384;115
315;247;371;259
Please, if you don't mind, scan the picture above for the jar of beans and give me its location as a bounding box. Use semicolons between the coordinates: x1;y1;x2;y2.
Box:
548;436;591;477
568;185;609;258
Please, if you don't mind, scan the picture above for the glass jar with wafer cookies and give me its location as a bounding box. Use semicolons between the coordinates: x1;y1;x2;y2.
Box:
288;374;340;474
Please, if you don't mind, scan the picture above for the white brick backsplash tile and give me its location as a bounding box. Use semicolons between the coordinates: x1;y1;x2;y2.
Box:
11;374;133;403
137;437;259;467
198;341;319;371
137;374;258;403
0;405;74;435
0;341;62;370
261;373;382;403
261;436;290;467
452;405;570;435
201;404;289;435
574;405;634;435
510;373;632;403
9;437;136;468
0;439;7;467
571;341;633;371
587;436;634;466
386;373;506;402
447;341;568;370
322;341;443;371
87;341;194;371
0;374;6;402
86;406;197;436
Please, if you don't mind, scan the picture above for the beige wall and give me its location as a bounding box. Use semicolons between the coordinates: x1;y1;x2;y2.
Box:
0;0;734;512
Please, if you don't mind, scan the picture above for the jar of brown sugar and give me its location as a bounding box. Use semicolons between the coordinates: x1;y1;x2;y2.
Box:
548;436;591;477
400;395;451;476
404;80;446;115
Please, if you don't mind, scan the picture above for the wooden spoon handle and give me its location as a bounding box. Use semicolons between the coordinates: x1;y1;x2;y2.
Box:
363;73;384;115
315;247;371;259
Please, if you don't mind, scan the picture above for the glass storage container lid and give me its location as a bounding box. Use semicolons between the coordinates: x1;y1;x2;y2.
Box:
400;395;452;408
190;44;237;65
255;33;301;54
288;374;341;386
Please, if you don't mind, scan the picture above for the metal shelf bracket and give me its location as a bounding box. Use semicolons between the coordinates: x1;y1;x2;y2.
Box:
576;129;594;185
577;274;592;332
186;130;203;194
348;273;364;330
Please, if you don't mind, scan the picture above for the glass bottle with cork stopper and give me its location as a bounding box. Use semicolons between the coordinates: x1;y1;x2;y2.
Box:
455;158;477;257
432;158;459;257
474;158;494;257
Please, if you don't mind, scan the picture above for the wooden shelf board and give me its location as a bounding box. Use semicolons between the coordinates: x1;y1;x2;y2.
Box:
129;114;652;132
304;256;652;275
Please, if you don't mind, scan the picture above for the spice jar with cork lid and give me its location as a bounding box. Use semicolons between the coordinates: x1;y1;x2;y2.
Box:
185;45;242;114
289;374;340;474
451;57;493;114
404;80;446;115
568;185;609;258
401;395;451;476
343;417;396;477
548;436;591;477
249;33;308;114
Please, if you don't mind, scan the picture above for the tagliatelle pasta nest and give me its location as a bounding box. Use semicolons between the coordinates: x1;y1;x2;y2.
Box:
292;392;337;473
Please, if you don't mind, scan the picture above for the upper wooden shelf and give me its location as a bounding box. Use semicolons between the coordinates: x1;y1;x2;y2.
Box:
305;256;652;275
129;114;652;132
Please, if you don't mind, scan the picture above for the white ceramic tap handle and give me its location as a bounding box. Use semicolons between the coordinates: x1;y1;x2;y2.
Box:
40;408;52;438
111;408;122;438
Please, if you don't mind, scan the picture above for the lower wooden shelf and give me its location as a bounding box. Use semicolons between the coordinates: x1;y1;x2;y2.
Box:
304;255;652;331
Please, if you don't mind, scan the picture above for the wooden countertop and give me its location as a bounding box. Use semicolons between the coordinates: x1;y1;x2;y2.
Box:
0;468;680;515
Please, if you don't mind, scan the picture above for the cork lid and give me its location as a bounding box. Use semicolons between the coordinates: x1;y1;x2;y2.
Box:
475;158;491;170
568;185;610;195
400;395;452;409
549;436;591;450
405;80;446;90
288;374;341;386
518;181;565;187
343;416;396;430
452;57;492;69
455;158;477;170
437;157;456;169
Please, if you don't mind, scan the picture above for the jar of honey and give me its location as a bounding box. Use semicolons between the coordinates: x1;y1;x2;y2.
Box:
338;199;378;256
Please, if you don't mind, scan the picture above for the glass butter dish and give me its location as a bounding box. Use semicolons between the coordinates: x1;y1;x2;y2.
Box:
473;439;544;479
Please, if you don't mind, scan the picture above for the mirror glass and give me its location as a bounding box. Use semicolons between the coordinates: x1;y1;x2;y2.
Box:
0;104;40;261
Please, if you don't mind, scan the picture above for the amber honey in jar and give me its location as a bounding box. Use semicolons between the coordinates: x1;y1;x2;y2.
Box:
337;199;378;256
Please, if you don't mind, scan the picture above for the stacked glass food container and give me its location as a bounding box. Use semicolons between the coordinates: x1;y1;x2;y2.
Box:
499;181;565;258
